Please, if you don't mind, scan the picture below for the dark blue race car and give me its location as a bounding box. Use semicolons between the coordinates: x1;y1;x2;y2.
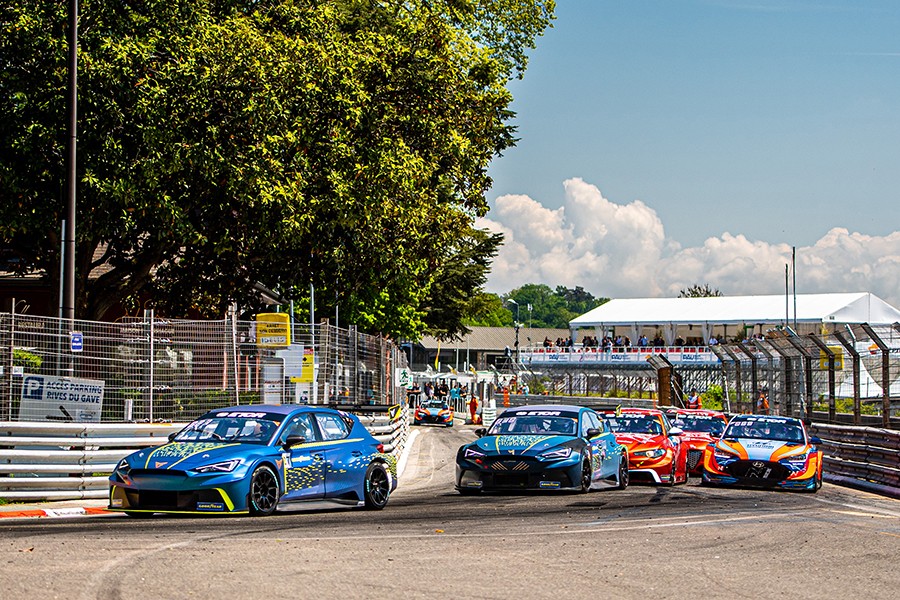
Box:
109;405;397;517
455;405;629;494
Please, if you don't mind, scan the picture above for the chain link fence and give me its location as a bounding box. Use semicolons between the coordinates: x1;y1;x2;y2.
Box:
0;308;408;423
712;324;900;427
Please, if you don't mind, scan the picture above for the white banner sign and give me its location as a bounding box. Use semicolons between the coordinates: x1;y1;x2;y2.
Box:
19;374;105;422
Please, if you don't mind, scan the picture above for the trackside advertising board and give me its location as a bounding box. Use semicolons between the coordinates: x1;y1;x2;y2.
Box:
19;374;105;422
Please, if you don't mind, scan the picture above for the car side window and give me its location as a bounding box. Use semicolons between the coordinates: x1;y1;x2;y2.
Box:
580;413;594;438
280;413;317;445
314;413;350;441
587;412;604;433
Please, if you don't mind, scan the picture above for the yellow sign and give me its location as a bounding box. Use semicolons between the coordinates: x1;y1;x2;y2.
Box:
299;348;314;383
256;313;290;347
819;346;843;370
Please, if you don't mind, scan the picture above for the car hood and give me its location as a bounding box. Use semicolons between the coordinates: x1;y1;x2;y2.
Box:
679;431;715;446
474;434;573;456
613;433;666;451
714;438;810;461
419;407;450;415
129;441;261;470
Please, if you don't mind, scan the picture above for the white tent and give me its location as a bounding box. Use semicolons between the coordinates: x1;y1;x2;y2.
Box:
569;292;900;345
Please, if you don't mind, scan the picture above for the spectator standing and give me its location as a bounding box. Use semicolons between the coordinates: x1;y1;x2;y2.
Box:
756;390;770;415
686;388;702;409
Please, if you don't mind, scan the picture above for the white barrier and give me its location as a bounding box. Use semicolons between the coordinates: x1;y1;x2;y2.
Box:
0;408;409;502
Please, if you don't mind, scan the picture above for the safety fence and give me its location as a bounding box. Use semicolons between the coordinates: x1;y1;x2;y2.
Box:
0;407;409;502
0;308;408;423
810;423;900;499
711;324;900;428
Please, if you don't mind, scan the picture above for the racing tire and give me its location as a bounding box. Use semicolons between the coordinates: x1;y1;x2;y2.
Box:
579;457;592;493
249;464;280;516
363;462;391;510
616;454;629;490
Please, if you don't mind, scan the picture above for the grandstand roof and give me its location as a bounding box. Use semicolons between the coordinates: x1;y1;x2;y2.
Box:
570;292;900;328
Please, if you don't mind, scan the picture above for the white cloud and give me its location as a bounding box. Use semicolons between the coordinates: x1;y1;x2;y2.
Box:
480;178;900;308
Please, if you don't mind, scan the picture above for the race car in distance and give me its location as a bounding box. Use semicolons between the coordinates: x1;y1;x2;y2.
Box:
414;398;453;427
109;405;397;517
701;414;823;492
667;409;729;475
455;405;629;494
601;408;689;485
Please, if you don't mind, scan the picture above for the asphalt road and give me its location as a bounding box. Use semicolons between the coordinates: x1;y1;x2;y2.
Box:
2;424;899;600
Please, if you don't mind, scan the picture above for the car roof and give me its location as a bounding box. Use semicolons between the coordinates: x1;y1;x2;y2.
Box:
604;408;662;416
506;405;589;414
730;414;802;426
203;405;341;418
674;409;726;416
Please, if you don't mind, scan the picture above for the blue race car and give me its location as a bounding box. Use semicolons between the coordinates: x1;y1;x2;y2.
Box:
455;405;629;494
109;405;397;516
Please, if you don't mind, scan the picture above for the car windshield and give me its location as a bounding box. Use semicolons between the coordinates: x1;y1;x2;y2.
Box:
674;416;726;436
724;419;805;443
422;399;448;409
606;416;663;435
489;415;578;436
174;412;281;445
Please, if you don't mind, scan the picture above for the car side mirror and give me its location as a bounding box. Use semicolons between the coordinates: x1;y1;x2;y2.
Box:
283;435;306;449
168;432;177;442
668;427;683;436
586;428;602;439
474;428;487;438
809;436;822;446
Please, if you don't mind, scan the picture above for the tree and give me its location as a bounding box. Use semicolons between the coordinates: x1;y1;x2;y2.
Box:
678;284;723;298
0;1;555;339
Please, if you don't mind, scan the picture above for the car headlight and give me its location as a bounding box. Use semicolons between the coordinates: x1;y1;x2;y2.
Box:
539;447;573;460
781;453;810;471
714;449;736;463
632;448;666;459
114;458;131;477
191;459;242;473
464;447;485;459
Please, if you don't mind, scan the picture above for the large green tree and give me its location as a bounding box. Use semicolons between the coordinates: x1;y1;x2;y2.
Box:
0;0;554;338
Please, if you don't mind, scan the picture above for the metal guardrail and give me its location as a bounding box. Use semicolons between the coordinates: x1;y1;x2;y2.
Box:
811;423;900;499
0;408;410;502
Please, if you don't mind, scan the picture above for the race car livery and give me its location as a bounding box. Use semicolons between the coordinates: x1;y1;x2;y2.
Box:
455;405;629;494
701;414;823;492
601;408;689;485
109;405;398;516
414;398;453;427
668;409;729;474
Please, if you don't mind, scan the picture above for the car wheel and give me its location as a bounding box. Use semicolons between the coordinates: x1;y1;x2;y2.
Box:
363;462;391;510
249;464;280;516
617;453;629;490
579;457;592;493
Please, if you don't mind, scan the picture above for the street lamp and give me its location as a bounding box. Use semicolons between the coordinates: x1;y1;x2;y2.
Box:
507;299;520;365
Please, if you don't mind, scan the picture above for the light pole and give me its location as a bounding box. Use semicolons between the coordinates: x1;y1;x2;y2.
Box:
507;299;520;365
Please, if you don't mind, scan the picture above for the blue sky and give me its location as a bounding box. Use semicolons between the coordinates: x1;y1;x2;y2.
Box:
480;0;900;307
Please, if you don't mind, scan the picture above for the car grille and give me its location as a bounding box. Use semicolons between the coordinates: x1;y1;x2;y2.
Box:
130;489;225;511
488;460;531;472
687;450;703;470
724;460;790;481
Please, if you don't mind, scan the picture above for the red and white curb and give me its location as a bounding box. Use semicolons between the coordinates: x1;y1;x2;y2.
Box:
0;506;111;519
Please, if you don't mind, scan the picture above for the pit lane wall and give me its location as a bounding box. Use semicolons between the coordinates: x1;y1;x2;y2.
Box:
0;407;409;502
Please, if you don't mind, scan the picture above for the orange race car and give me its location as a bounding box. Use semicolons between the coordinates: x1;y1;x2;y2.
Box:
601;408;689;485
667;409;729;475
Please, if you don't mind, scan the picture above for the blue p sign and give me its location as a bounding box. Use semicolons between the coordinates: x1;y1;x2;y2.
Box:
23;376;44;400
70;331;83;353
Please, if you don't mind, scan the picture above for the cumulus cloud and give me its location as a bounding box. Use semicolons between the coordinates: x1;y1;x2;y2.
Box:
479;178;900;307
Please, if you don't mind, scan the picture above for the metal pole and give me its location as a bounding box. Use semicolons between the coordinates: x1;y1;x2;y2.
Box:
63;0;78;322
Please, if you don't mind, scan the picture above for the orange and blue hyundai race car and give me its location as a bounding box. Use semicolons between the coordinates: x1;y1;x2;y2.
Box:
601;408;689;485
414;398;453;427
667;409;729;475
701;414;823;492
109;405;397;516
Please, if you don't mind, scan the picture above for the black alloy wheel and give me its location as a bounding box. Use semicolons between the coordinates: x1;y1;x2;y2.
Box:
579;457;592;493
617;453;629;490
249;465;279;516
363;462;391;509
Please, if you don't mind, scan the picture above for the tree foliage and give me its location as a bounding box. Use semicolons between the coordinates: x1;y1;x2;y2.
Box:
678;284;723;298
466;283;608;329
0;0;555;339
